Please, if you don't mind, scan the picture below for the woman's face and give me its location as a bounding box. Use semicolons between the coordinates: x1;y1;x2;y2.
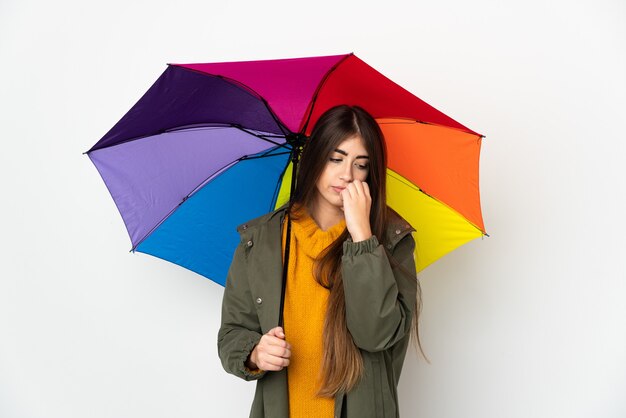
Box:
314;134;370;214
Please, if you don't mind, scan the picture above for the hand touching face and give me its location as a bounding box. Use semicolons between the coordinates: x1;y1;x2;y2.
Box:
314;135;373;241
339;179;372;242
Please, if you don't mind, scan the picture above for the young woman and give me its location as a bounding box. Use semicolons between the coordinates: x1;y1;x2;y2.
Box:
218;104;425;418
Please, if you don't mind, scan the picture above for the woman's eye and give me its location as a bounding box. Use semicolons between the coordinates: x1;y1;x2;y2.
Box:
329;157;368;170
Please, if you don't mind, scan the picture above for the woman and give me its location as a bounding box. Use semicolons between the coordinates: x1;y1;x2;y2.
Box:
218;104;426;418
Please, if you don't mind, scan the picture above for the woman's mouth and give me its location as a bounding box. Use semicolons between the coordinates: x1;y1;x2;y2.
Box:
332;186;346;193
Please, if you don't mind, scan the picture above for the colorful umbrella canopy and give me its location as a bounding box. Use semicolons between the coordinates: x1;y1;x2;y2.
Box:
86;52;486;286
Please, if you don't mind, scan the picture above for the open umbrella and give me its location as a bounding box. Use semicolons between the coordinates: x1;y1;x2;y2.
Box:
86;52;486;287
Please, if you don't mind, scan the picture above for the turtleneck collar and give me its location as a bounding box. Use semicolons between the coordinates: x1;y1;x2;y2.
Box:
288;204;346;258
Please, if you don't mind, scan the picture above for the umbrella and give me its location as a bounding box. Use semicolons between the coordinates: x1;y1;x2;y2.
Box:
85;52;487;287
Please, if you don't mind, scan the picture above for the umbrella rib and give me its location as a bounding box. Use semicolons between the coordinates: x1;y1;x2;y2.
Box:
164;64;292;137
130;146;292;252
235;125;292;150
240;151;292;160
258;96;292;137
85;123;291;154
300;53;353;135
86;124;229;153
205;71;292;138
376;118;486;139
387;171;488;235
387;171;424;193
130;157;239;252
164;123;292;150
184;148;290;201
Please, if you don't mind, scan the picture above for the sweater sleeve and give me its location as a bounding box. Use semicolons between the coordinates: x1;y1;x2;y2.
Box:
341;233;418;352
217;238;268;381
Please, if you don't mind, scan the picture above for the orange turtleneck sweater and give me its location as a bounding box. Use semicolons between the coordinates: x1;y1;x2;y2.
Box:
281;205;346;418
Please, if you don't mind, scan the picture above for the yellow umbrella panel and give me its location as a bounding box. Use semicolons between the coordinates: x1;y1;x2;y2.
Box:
386;169;483;272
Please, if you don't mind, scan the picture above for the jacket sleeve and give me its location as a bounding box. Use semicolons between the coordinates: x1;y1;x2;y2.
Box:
341;233;418;352
217;238;267;381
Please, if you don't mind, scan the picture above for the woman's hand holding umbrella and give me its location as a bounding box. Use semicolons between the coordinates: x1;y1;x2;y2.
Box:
246;326;292;372
341;180;373;243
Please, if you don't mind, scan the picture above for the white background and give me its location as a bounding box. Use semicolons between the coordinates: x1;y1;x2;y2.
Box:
1;0;625;417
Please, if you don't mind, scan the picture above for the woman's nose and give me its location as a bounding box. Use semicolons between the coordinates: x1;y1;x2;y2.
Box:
340;165;353;182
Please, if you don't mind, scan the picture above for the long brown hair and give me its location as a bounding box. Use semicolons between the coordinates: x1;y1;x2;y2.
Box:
288;104;428;397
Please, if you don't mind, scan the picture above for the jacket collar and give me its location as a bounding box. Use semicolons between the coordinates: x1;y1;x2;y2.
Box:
237;203;415;250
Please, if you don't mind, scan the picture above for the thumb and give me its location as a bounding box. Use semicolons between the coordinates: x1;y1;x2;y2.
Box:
268;326;285;339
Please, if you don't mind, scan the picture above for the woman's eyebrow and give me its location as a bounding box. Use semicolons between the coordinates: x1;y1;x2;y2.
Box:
334;148;369;159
